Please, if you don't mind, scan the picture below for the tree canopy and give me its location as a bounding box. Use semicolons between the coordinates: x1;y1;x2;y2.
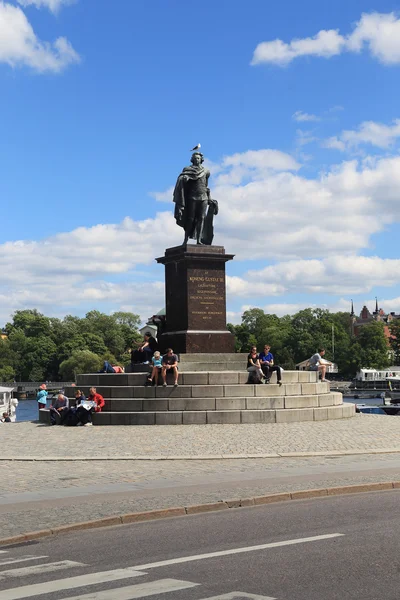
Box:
0;309;141;382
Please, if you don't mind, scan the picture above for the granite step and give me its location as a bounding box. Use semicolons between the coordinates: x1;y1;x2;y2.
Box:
66;381;331;400
89;404;355;425
75;370;319;387
97;393;343;412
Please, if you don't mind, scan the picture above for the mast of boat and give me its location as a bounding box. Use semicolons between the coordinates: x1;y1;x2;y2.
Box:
332;324;335;361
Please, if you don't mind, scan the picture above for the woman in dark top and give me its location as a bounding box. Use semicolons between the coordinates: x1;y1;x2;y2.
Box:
247;346;263;383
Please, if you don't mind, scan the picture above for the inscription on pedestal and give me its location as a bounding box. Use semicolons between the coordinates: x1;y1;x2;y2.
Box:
188;269;226;330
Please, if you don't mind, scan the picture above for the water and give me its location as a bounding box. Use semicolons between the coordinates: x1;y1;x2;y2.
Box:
16;399;39;422
344;395;384;407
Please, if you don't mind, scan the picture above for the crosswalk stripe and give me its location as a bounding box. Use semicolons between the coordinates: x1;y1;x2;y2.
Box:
198;593;276;599
0;568;146;600
55;578;199;599
0;557;48;568
132;533;345;570
0;561;86;581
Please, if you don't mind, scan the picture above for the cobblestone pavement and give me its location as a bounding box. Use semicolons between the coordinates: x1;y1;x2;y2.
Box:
2;415;400;540
1;453;400;539
1;414;400;459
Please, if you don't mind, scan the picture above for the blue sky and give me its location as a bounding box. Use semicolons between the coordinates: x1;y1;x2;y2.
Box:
2;0;400;325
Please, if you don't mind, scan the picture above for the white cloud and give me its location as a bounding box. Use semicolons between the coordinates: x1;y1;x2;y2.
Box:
252;12;400;66
149;186;174;203
17;0;74;13
293;111;320;122
5;146;400;323
0;1;79;72
323;119;400;151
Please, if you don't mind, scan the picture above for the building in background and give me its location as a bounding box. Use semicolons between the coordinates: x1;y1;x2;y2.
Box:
350;299;400;340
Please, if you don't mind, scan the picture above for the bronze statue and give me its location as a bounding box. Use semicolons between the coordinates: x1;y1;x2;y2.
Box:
173;152;218;245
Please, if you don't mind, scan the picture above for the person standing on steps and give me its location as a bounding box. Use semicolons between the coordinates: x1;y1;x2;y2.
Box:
259;345;283;386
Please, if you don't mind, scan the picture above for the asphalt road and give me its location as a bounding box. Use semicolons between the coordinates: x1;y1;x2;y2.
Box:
0;490;399;599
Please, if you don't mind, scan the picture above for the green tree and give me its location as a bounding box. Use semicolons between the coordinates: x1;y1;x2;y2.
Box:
59;351;103;380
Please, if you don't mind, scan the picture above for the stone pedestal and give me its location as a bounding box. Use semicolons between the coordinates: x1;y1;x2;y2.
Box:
156;245;235;353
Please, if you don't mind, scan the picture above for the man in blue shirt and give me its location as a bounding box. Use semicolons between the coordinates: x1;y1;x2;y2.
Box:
259;345;282;386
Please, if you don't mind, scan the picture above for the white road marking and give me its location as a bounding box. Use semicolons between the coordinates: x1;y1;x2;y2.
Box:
0;568;146;600
132;533;345;570
56;578;199;599
0;552;8;555
199;593;275;600
0;557;48;567
0;561;86;581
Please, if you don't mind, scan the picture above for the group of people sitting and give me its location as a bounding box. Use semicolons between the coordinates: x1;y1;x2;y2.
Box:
247;344;283;385
37;384;105;426
247;345;332;385
130;332;179;387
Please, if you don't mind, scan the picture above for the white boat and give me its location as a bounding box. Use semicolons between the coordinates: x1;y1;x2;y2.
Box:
0;386;18;422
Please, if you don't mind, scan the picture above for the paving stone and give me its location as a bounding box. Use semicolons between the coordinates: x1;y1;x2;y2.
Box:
207;411;241;424
99;374;129;386
155;412;183;425
191;385;224;398
280;372;299;383
111;400;143;412
255;384;285;397
216;398;246;410
208;372;239;385
301;383;318;395
133;386;156;398
223;384;250;397
155;385;192;398
181;373;209;385
110;387;135;398
327;406;344;420
283;384;302;396
313;407;329;421
275;408;314;423
129;412;156;425
284;395;319;409
182;411;207;424
77;374;99;386
241;410;276;423
169;398;216;411
332;392;344;405
246;397;284;410
142;399;169;411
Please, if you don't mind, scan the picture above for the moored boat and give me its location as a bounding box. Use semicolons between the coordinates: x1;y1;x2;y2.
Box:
0;386;18;422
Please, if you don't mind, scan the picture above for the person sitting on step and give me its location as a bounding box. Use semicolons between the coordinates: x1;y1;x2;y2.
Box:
147;351;162;386
306;348;332;382
161;348;179;387
247;346;263;384
259;344;283;386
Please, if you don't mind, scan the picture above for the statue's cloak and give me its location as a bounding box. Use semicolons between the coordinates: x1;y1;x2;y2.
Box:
173;165;210;237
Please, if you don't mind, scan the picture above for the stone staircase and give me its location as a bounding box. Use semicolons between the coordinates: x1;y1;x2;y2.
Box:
42;353;355;425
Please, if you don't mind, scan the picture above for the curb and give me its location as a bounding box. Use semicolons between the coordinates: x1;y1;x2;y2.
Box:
2;448;400;461
0;481;399;548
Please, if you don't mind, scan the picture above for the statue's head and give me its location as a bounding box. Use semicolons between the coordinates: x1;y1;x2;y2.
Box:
191;152;204;166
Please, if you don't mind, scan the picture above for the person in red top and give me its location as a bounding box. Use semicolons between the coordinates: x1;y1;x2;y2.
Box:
87;387;105;412
76;387;105;426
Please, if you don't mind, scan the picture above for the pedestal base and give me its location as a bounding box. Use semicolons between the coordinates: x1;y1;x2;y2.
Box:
160;330;235;354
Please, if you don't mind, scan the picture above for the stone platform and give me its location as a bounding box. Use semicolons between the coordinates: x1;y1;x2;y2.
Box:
40;354;355;425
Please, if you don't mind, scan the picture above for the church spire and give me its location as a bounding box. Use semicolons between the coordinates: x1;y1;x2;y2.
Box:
375;296;378;314
350;299;354;316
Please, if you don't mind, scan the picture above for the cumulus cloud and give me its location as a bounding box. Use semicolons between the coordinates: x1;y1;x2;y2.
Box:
292;111;320;122
5;146;400;323
252;12;400;66
17;0;74;13
0;1;80;72
323;119;400;151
